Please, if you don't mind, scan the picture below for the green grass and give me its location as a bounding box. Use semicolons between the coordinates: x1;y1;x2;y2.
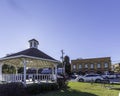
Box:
34;82;120;96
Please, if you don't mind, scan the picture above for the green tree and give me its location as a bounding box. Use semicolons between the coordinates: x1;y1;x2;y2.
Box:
64;55;71;75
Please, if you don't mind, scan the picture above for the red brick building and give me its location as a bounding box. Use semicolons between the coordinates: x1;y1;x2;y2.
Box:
71;57;111;74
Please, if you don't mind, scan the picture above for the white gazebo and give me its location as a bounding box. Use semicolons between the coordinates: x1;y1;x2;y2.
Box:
0;39;60;85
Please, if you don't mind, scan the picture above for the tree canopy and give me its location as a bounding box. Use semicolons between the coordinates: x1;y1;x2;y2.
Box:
64;55;71;75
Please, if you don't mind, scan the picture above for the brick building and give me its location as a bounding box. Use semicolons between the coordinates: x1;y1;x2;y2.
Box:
71;57;111;74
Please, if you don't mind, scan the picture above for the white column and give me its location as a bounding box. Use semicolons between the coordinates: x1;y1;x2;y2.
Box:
15;67;18;82
0;64;3;81
51;67;54;81
36;68;39;81
16;67;18;74
22;59;27;85
52;67;54;75
54;64;58;83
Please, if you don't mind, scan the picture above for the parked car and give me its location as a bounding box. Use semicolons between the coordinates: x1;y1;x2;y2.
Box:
102;74;116;79
115;74;120;78
76;74;104;83
41;68;52;74
57;68;63;75
70;73;79;79
41;68;64;75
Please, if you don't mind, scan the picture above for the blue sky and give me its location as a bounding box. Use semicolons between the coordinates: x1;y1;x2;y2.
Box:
0;0;120;63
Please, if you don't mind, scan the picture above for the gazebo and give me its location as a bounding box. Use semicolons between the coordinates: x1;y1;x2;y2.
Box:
0;39;60;85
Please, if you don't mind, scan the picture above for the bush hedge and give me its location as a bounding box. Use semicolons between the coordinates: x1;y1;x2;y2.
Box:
0;82;26;96
57;76;68;88
0;78;67;95
26;83;58;95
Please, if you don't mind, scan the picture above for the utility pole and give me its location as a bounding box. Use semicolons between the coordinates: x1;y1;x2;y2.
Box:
61;50;65;75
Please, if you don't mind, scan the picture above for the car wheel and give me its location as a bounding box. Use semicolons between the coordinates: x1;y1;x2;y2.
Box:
78;78;84;82
95;79;101;83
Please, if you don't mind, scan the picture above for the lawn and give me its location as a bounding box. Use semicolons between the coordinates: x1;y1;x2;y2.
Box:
34;82;120;96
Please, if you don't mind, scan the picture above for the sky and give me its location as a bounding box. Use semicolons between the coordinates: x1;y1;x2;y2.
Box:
0;0;120;63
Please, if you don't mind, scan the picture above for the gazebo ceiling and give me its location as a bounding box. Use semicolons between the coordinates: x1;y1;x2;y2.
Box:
0;55;59;68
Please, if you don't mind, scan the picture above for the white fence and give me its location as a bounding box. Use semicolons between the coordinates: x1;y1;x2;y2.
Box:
2;74;54;83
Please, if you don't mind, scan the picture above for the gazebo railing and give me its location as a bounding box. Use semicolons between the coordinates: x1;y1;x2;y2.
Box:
2;74;23;82
2;74;55;83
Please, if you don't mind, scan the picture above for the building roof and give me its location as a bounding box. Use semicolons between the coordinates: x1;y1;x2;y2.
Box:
28;39;39;44
5;48;56;61
71;57;111;63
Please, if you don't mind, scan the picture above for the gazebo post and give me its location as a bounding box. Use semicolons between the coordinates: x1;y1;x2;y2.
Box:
22;59;27;86
15;67;18;74
51;67;54;82
36;68;39;81
52;67;54;75
0;63;3;81
15;67;19;82
54;64;57;83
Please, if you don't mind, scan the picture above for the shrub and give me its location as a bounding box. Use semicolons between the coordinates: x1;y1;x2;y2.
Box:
0;82;26;96
26;83;58;95
57;77;68;88
0;82;60;95
26;83;41;95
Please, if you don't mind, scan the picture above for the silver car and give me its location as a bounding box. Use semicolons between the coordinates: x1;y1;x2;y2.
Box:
77;74;104;83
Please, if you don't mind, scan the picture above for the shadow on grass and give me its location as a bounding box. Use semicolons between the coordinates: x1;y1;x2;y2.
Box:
36;87;98;96
111;88;120;90
104;83;120;91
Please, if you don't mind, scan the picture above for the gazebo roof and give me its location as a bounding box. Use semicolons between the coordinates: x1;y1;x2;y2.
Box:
5;48;56;61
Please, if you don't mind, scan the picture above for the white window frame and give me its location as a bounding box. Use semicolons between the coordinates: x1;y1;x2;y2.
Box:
104;63;108;68
79;64;82;69
97;63;101;68
85;64;88;68
90;64;94;69
73;64;76;69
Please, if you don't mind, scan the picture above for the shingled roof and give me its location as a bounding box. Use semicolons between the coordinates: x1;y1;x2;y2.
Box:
5;48;56;61
6;48;56;61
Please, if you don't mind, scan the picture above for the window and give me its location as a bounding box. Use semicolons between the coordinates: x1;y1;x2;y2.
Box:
90;64;94;69
79;64;82;69
34;42;37;47
104;63;108;68
97;63;101;68
73;65;76;69
86;75;92;77
85;64;88;68
30;42;32;47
